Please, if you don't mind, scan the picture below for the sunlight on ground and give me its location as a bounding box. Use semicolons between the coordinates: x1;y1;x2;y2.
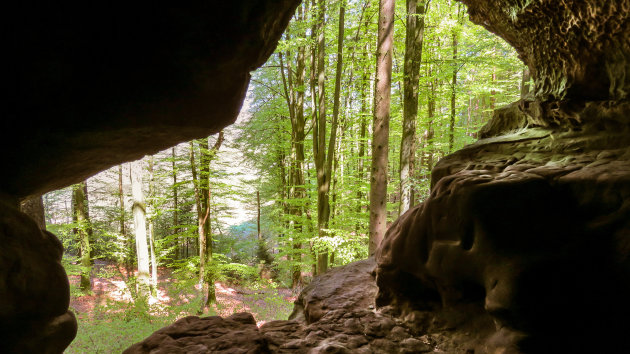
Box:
65;264;296;353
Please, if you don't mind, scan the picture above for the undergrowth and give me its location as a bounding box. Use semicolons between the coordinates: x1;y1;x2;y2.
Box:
64;269;295;353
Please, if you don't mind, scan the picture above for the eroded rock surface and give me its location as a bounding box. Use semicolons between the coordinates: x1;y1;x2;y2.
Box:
124;312;268;354
127;259;500;353
376;101;630;352
461;0;630;103
373;2;630;351
0;199;77;353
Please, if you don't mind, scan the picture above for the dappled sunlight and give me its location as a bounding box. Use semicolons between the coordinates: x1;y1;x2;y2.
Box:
69;263;295;325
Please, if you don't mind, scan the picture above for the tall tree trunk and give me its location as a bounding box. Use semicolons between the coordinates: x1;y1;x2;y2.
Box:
449;31;459;152
399;0;427;216
313;0;331;275
424;75;437;175
520;67;531;98
279;2;307;288
172;147;180;260
72;181;92;292
193;132;224;309
356;12;370;227
369;0;395;255
119;164;132;275
147;156;158;294
130;160;150;300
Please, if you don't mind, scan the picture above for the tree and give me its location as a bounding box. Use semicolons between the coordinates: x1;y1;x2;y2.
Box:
130;159;151;299
191;132;225;308
399;0;428;215
369;0;395;255
72;181;92;292
147;156;158;293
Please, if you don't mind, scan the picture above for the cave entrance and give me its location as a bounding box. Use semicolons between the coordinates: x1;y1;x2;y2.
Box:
9;0;537;352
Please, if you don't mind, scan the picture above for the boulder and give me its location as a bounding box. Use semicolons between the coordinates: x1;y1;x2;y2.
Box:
376;102;630;352
124;312;268;354
0;199;77;353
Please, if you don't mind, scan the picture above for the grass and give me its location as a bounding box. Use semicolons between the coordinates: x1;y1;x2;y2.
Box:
64;277;295;353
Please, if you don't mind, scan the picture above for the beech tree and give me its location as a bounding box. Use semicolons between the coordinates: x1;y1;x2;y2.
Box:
130;159;151;299
369;0;395;255
399;0;428;215
191;132;225;308
72;181;92;292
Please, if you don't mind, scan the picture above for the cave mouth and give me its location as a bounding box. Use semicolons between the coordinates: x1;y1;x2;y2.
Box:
4;0;630;353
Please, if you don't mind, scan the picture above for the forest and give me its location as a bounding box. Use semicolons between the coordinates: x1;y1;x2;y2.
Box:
44;0;528;351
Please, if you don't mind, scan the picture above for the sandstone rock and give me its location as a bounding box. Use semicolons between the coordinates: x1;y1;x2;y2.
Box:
289;258;378;324
0;199;77;352
123;312;268;354
461;0;630;103
376;103;630;352
400;338;432;353
4;1;300;198
126;259;535;353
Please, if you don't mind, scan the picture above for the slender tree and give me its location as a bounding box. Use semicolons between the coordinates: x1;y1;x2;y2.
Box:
72;181;92;292
172;147;180;260
147;156;158;293
448;4;462;152
520;67;531;98
399;0;428;215
130;159;151;300
369;0;394;255
192;132;224;308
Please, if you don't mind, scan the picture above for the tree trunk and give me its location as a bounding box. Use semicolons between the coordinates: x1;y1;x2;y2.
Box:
119;164;132;275
172;147;180;260
147;156;158;294
192;132;224;309
72;181;92;292
520;67;531;98
130;160;150;300
399;0;427;216
313;0;331;275
369;0;395;255
449;31;458;152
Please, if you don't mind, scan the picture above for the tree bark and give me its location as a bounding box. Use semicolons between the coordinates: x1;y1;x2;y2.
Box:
72;181;92;292
369;0;394;255
147;156;158;294
399;0;427;216
193;132;224;308
172;147;180;260
448;29;458;153
520;67;531;98
130;160;150;300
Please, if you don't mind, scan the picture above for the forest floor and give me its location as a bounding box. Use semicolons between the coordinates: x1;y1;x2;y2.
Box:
65;261;297;353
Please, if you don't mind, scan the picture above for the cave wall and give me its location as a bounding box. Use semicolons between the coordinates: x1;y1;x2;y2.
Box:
5;1;299;198
2;1;299;352
461;0;629;103
376;0;630;352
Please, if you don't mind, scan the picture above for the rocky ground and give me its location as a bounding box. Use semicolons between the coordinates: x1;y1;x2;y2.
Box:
124;259;488;353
